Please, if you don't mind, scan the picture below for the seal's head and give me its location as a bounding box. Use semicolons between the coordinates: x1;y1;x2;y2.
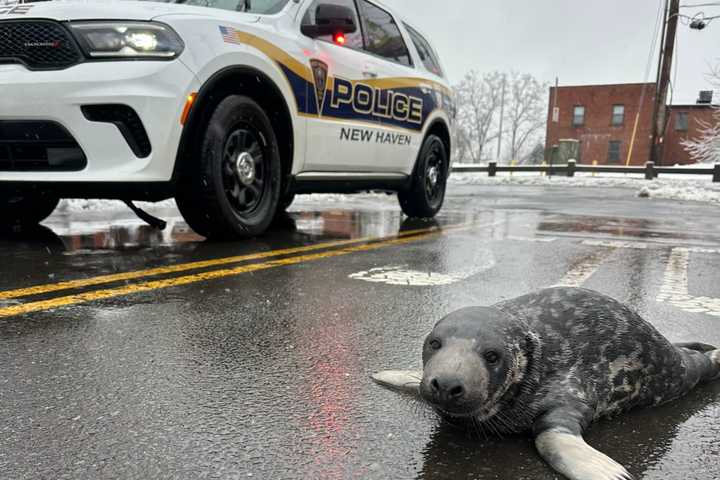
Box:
420;307;530;420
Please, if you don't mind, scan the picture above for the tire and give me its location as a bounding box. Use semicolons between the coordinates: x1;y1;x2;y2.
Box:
176;95;281;240
0;190;59;230
277;192;295;213
398;134;448;218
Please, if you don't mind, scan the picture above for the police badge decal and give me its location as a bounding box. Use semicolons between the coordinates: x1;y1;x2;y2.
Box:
310;59;329;115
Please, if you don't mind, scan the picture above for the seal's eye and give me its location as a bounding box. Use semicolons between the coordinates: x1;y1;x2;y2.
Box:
429;339;442;350
484;351;500;365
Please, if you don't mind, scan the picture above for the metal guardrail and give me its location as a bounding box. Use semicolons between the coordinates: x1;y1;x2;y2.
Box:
452;160;720;183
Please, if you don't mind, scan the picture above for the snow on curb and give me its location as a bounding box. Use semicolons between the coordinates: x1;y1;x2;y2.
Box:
450;173;646;188
449;173;720;205
55;175;720;212
638;181;720;204
57;198;177;213
57;193;392;213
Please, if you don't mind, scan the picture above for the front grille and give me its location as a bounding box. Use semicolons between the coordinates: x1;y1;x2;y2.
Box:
0;121;87;171
0;20;83;70
82;105;153;158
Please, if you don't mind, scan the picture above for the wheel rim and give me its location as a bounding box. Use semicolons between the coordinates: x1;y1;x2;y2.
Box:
424;140;446;206
222;126;267;216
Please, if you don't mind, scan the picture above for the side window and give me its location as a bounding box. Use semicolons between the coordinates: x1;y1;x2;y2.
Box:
405;24;443;77
301;0;364;50
357;0;412;67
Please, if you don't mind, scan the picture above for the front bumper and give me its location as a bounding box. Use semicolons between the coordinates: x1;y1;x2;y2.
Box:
0;58;200;183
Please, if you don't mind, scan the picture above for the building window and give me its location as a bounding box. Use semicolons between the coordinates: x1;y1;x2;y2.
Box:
612;105;625;126
676;112;689;131
572;106;585;127
608;141;622;164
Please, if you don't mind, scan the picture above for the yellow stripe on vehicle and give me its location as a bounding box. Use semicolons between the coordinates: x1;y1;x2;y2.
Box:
228;31;451;98
234;31;315;83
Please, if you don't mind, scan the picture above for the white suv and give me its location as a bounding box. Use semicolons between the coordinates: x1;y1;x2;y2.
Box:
0;0;454;239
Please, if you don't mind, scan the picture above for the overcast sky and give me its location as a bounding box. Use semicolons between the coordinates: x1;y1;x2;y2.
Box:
384;0;720;104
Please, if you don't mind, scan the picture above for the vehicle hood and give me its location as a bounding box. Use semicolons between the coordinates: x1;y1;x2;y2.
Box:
0;0;261;22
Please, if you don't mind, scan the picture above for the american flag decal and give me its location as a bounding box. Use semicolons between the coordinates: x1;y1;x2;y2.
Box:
219;25;243;45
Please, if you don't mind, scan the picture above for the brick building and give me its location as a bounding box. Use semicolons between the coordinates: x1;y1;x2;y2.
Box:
545;82;715;166
663;104;716;165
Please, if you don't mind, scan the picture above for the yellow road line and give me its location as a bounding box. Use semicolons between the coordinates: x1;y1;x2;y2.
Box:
0;224;478;319
0;223;469;301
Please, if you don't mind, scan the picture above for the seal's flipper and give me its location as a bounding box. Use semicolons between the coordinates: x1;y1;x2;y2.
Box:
674;342;717;353
535;429;633;480
371;370;423;396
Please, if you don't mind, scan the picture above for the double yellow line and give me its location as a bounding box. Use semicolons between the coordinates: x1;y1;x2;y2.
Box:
0;221;490;319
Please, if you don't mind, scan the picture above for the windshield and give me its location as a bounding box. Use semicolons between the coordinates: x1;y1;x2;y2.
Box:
143;0;290;14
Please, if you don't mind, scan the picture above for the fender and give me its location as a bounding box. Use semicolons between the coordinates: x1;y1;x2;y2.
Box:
172;64;296;184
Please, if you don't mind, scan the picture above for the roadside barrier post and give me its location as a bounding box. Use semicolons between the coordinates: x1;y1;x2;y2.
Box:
714;164;720;183
567;159;576;177
488;162;497;177
592;160;597;177
645;162;656;180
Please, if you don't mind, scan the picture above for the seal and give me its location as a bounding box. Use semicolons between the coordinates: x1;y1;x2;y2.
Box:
372;287;720;480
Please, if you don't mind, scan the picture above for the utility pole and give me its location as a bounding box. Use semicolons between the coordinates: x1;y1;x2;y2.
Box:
651;0;680;166
496;74;506;163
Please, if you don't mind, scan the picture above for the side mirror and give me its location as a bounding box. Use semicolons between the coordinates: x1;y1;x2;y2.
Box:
301;3;357;38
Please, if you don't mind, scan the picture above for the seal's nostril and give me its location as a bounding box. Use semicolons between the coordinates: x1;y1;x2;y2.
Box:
449;384;464;399
430;378;440;392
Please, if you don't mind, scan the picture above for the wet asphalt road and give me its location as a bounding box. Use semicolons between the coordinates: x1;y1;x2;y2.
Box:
1;184;720;480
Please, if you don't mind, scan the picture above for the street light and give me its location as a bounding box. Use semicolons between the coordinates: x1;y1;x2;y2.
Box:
690;19;708;28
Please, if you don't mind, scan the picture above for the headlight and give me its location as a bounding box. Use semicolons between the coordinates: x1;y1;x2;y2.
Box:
68;22;184;59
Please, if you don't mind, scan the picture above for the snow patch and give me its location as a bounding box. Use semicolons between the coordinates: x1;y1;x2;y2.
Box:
638;181;720;204
450;173;720;205
57;198;177;213
57;194;392;213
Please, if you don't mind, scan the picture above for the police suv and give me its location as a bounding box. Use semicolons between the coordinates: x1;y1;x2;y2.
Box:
0;0;454;239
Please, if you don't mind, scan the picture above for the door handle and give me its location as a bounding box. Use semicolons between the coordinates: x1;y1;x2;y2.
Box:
362;63;379;79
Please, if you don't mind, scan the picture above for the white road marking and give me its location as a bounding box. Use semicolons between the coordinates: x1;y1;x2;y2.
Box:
349;250;495;286
657;248;720;317
582;240;649;250
554;250;615;288
506;236;557;243
583;239;720;254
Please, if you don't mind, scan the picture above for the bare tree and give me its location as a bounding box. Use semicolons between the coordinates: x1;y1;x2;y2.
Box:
682;66;720;164
451;122;472;164
682;111;720;164
454;71;505;163
504;72;548;164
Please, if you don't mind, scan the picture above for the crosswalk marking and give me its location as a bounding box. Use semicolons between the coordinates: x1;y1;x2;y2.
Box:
554;250;615;288
657;248;720;317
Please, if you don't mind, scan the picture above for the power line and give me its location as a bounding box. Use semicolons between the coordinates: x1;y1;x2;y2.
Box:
680;2;720;7
626;0;666;166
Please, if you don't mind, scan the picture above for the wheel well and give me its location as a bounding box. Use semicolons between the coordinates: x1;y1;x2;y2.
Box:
426;120;451;161
174;67;294;195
